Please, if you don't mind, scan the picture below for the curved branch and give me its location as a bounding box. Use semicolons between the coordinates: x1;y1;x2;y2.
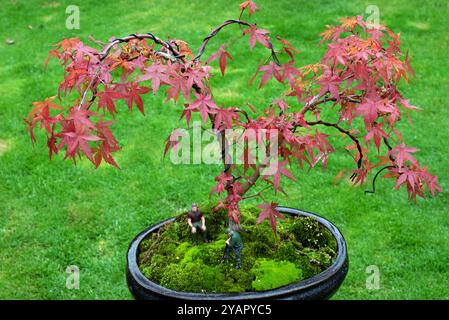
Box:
239;153;276;196
305;120;364;169
383;137;393;151
365;165;395;194
234;108;250;122
98;32;183;61
194;19;281;65
78;32;185;110
240;117;365;197
299;93;324;115
299;93;361;116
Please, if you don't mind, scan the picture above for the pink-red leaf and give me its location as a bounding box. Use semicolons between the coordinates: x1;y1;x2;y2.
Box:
207;45;233;76
239;1;258;16
256;202;285;235
243;26;271;49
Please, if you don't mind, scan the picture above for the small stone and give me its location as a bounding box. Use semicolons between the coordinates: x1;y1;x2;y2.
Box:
5;38;14;45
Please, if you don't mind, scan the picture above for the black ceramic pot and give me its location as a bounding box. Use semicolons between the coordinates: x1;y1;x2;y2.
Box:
126;206;348;300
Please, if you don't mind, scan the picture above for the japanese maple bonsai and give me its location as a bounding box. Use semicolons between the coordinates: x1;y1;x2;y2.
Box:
26;1;441;299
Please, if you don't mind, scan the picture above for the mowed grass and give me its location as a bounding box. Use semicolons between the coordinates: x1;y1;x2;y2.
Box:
0;0;448;299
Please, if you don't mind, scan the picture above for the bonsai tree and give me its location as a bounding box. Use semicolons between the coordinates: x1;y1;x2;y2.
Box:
26;1;441;235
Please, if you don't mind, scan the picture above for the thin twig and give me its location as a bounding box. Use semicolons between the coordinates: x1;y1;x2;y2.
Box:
77;32;185;110
305;120;364;170
194;19;281;66
365;165;395;194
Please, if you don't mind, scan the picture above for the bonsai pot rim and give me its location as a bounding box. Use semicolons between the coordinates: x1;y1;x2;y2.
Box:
126;206;348;300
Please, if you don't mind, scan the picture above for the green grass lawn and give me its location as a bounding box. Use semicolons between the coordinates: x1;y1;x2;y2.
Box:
0;0;448;299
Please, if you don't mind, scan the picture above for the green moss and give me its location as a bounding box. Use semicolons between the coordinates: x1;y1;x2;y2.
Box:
301;247;335;268
175;241;191;256
181;246;202;264
198;239;227;265
160;262;225;292
251;259;303;291
138;205;338;293
289;216;337;250
273;241;299;261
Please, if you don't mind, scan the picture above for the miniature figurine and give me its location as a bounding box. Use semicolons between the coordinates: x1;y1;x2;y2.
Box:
221;228;243;269
187;203;208;244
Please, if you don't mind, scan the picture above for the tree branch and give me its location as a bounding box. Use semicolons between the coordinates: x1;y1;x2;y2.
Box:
98;32;183;61
194;19;281;65
239;152;276;196
299;93;361;116
305;120;364;170
365;165;395;194
78;32;185;110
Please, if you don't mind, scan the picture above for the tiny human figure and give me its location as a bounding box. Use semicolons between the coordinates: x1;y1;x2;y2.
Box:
187;203;208;244
222;228;243;269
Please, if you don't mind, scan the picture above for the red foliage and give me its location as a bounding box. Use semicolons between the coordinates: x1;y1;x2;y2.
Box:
207;45;233;76
239;1;258;16
256;202;285;235
243;25;271;49
27;1;441;235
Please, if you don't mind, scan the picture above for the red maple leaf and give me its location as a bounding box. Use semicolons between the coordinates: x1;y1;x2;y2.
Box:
95;119;118;148
207;45;233;76
73;42;99;63
256;202;285;235
388;164;442;201
355;97;382;126
183;61;210;91
66;108;97;129
323;42;347;66
420;166;442;197
257;61;283;88
138;62;168;95
46;37;81;66
398;96;418;110
388;143;419;168
25;97;63;141
28;97;62;120
93;140;120;169
123;83;151;114
165;71;191;102
351;167;368;186
96;85;124;115
58;122;102;163
180;104;193;127
214;107;239;130
243;26;271;49
395;169;418;190
163;129;188;157
211;172;234;195
365;123;388;152
276;36;301;58
239;1;258;16
318;70;341;100
186;93;218;123
266;160;297;194
287;84;305;104
280;60;301;86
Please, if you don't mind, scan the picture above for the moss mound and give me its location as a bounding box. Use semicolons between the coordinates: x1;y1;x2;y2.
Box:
138;204;337;293
251;259;302;291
